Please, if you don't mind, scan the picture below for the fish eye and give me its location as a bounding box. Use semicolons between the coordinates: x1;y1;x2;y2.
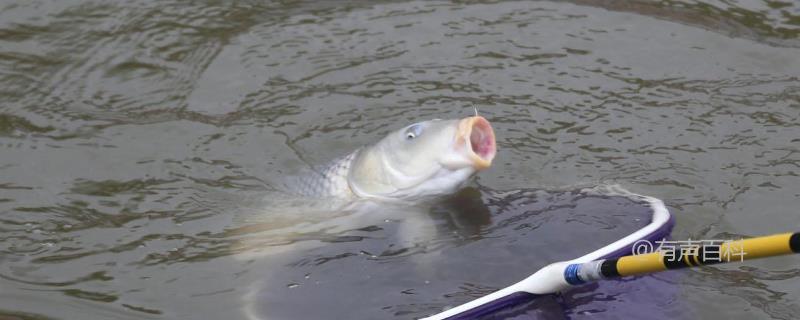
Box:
405;123;423;140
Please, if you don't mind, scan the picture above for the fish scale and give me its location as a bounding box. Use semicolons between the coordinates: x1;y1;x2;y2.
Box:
292;151;358;198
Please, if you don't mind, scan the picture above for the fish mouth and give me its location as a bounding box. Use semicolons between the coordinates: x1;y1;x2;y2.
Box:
456;116;497;170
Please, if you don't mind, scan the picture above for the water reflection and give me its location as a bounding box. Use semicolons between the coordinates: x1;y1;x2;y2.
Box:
432;187;493;238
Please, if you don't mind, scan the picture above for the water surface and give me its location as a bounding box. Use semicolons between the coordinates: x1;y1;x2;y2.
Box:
1;0;799;319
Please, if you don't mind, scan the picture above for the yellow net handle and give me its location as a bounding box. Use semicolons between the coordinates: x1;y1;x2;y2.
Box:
566;232;799;284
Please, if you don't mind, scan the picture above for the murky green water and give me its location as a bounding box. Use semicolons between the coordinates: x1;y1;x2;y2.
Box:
1;0;799;319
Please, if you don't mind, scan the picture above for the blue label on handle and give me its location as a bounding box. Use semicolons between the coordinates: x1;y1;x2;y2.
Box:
564;263;584;285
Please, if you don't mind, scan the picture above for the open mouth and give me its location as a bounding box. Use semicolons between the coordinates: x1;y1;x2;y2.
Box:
457;116;497;169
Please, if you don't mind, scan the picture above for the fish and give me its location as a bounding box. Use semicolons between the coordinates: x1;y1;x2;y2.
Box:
291;116;497;201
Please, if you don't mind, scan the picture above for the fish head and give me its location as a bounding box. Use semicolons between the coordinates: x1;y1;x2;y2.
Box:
348;116;496;200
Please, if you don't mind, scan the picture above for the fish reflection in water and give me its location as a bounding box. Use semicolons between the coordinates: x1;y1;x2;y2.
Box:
231;188;489;320
231;181;497;319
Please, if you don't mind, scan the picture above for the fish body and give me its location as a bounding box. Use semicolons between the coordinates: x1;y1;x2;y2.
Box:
290;116;496;201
